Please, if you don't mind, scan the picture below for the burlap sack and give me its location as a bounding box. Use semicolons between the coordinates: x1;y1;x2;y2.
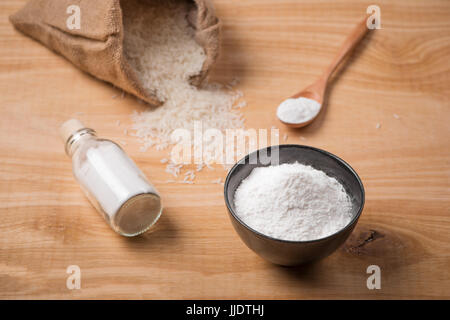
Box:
10;0;221;106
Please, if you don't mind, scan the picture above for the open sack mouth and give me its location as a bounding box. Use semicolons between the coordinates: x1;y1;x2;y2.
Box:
10;0;221;106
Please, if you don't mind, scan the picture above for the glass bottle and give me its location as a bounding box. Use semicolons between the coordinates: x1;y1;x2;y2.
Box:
60;119;162;236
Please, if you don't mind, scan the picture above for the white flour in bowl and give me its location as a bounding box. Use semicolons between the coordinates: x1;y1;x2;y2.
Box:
233;162;353;241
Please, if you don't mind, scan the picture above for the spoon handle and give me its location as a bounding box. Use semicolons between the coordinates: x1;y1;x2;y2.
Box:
321;16;370;82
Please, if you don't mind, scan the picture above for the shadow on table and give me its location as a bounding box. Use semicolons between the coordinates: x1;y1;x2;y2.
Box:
120;207;179;248
273;259;326;286
208;21;249;85
296;31;376;135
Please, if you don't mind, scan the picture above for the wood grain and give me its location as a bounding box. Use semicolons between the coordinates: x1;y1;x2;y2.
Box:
0;0;449;299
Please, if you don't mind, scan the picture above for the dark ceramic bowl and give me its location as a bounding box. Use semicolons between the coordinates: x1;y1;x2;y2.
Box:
224;145;365;266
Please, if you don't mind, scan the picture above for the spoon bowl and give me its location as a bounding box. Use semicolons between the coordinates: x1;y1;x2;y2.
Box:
278;81;326;128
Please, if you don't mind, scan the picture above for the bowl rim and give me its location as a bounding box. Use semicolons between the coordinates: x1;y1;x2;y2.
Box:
223;144;365;244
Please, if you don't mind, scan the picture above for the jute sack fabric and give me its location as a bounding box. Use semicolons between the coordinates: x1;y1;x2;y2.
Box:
10;0;221;106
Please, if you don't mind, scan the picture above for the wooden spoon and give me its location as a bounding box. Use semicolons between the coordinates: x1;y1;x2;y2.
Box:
278;16;371;128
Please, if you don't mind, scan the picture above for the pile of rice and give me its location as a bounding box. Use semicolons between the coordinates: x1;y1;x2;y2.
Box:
122;0;246;182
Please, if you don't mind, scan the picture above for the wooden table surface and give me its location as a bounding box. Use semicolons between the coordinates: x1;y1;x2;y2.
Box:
0;0;449;299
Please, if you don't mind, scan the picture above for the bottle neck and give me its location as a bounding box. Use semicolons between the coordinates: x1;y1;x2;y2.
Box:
65;128;97;157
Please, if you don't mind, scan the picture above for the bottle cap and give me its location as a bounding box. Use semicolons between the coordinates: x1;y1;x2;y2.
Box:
59;119;86;144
